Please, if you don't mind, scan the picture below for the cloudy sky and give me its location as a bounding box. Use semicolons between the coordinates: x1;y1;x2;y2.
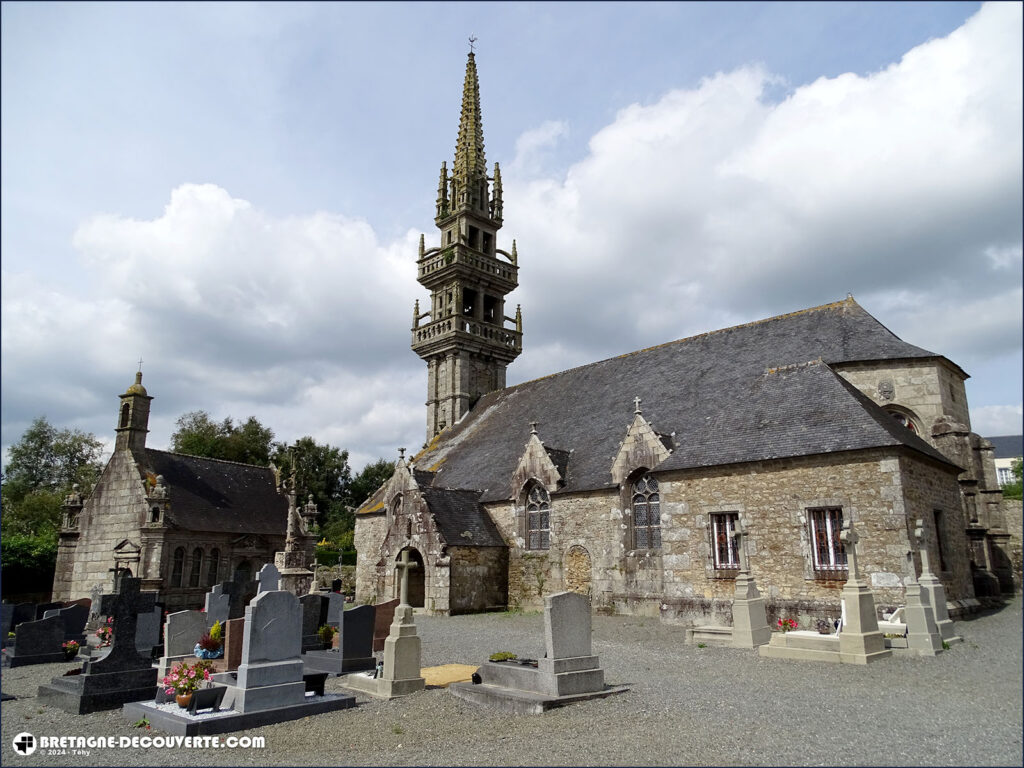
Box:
2;1;1021;471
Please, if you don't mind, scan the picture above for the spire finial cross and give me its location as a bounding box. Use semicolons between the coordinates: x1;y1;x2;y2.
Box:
634;396;642;415
137;356;144;373
399;447;406;461
468;35;477;53
529;421;538;435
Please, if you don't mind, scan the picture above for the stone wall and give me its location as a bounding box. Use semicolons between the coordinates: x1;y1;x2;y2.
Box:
489;448;970;625
1001;498;1023;590
354;512;389;605
449;546;508;613
65;450;150;600
833;359;971;437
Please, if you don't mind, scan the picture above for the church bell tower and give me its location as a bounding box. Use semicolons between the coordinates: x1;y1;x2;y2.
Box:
411;50;522;441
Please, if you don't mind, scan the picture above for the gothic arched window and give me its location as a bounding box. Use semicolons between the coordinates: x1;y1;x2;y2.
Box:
526;484;550;550
189;548;204;587
206;548;220;587
630;474;661;550
170;547;185;588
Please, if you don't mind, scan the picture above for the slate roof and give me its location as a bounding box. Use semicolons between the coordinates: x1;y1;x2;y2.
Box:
419;487;506;547
410;299;961;503
986;435;1022;459
141;449;288;535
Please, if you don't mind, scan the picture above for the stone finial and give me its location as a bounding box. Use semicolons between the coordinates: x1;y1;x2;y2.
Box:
413;299;420;328
418;234;425;258
529;421;539;436
511;240;518;265
515;304;522;332
633;396;642;415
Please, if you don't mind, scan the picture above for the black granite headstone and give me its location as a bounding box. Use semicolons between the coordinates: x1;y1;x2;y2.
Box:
8;615;66;667
35;601;62;620
0;604;14;638
299;593;329;652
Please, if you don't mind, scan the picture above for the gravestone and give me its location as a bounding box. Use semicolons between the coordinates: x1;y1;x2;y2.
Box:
217;590;306;712
8;615;67;667
324;591;344;628
135;606;163;659
158;610;208;677
43;603;90;642
11;602;36;629
1;604;15;638
257;563;281;594
449;591;626;713
331;578;343;593
902;553;944;657
224;617;245;672
836;523;891;664
299;593;329;652
342;550;426;698
205;574;257;625
372;598;400;652
37;577;159;713
303;603;376;676
915;519;962;644
730;525;771;648
76;585;108;660
35;601;62;620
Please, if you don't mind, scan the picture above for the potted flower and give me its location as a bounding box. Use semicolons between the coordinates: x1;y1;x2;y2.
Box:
162;659;213;708
62;640;80;660
777;618;798;633
96;617;113;647
194;620;224;660
317;624;337;649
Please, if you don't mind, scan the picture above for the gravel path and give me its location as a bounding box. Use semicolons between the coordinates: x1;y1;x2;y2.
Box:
2;597;1021;767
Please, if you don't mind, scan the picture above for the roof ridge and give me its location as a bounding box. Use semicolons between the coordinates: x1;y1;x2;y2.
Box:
506;297;858;391
146;447;273;471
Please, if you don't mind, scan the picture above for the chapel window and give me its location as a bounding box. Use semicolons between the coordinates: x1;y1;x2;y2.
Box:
206;548;220;587
887;409;918;435
526;485;550;550
631;475;661;549
711;512;740;569
189;548;204;588
808;508;847;577
171;547;185;588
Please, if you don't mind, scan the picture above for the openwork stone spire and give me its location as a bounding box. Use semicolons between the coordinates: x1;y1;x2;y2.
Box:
452;52;488;215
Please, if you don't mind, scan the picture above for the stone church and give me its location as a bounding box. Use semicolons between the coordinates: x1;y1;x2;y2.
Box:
51;372;288;612
354;52;1014;623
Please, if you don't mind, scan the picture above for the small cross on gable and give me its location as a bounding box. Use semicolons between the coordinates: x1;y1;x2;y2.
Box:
633;396;642;415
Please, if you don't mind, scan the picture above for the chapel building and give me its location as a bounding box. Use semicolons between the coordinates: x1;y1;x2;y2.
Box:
51;372;288;611
354;52;1015;623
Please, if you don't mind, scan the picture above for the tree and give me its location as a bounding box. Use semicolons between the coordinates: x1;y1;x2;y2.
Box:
1;416;104;596
1002;457;1022;501
271;437;351;533
321;458;395;547
170;411;275;465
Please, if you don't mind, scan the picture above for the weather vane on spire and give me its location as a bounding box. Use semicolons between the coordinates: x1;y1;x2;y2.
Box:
468;35;477;53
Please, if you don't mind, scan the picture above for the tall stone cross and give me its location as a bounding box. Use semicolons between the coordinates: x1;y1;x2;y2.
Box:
840;521;860;581
395;549;419;607
732;519;749;572
914;518;933;575
91;576;156;671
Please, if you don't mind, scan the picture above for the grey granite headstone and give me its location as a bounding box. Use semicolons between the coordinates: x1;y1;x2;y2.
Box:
545;591;592;659
164;610;207;657
325;591;344;628
8;615;66;666
242;590;301;665
204;585;231;626
257;563;281;594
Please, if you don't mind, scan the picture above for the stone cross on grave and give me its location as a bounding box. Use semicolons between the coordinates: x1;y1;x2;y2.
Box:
89;577;156;671
395;549;419;608
732;520;749;572
840;521;861;581
914;518;933;575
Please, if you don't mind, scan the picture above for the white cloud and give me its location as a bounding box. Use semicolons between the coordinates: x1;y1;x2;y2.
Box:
971;405;1024;438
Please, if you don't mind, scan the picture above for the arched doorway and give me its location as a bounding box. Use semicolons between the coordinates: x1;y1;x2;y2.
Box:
395;548;425;608
565;545;592;595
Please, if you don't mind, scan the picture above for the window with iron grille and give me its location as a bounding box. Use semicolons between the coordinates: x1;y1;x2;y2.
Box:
526;485;550;550
189;547;204;588
631;475;661;549
711;512;740;569
808;507;846;576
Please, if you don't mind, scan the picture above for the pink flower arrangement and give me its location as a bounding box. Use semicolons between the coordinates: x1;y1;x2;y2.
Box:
777;618;798;632
162;659;213;696
95;617;114;646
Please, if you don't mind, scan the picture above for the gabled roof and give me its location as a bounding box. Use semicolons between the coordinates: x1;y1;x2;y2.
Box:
412;299;960;502
986;435;1022;459
141;449;287;535
419;486;506;547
